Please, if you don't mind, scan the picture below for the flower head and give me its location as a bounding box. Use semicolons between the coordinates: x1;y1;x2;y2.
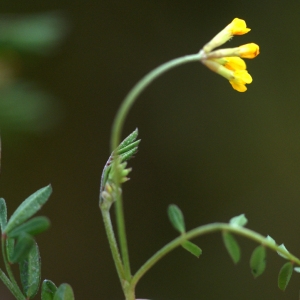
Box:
201;18;259;92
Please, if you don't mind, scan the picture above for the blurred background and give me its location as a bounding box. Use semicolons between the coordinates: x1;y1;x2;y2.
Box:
0;1;300;299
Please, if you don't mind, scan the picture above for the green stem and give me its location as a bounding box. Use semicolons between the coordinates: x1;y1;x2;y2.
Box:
1;236;25;300
110;52;203;282
131;223;300;287
101;209;125;282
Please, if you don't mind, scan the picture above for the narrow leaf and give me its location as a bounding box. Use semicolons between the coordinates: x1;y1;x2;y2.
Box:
117;128;138;150
229;214;248;227
181;241;202;258
167;205;185;233
222;232;240;264
117;140;141;155
53;283;75;300
250;245;266;278
0;198;7;232
5;185;52;234
41;280;57;300
277;244;290;259
278;262;293;291
19;242;41;298
10;233;35;263
8;216;50;238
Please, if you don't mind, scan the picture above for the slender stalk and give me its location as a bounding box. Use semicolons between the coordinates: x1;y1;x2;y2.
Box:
101;209;125;282
110;52;203;282
131;223;300;287
1;236;25;300
0;269;24;300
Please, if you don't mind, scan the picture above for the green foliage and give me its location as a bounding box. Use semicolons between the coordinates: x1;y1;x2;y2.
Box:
4;185;52;234
167;204;185;234
53;283;75;300
181;241;202;258
41;280;57;300
278;262;293;291
222;232;241;264
19;242;41;298
250;245;266;278
7;216;50;238
10;233;35;264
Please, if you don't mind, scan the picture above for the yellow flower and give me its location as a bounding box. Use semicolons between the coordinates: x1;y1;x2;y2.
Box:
229;18;251;35
237;43;259;58
215;57;246;71
229;70;252;92
205;43;260;59
203;18;250;53
202;59;253;92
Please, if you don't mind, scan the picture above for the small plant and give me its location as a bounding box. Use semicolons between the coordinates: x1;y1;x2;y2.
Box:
1;17;299;300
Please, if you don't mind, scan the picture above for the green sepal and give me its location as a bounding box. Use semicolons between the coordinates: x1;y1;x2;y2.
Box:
222;232;240;264
278;262;293;291
167;204;185;234
7;216;50;238
41;280;57;300
5;185;52;234
6;237;15;263
19;242;41;298
0;198;7;232
181;240;202;258
53;283;75;300
229;214;248;227
250;245;266;278
10;233;35;263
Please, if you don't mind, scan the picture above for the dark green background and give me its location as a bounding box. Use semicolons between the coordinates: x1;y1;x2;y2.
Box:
1;1;300;299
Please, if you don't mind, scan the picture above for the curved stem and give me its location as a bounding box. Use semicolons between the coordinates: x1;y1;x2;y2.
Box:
131;223;300;287
110;52;203;282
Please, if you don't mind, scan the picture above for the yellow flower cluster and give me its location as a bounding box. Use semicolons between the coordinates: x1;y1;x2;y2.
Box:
201;18;259;92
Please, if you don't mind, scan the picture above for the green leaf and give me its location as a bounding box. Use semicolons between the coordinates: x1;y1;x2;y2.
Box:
181;241;202;258
0;12;69;55
19;242;41;298
250;245;266;278
278;262;293;291
5;185;52;234
277;244;290;259
53;283;75;300
0;198;7;232
6;238;15;263
10;233;35;263
8;216;50;238
167;204;185;234
222;232;240;264
41;280;57;300
117;128;139;151
229;214;248;227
